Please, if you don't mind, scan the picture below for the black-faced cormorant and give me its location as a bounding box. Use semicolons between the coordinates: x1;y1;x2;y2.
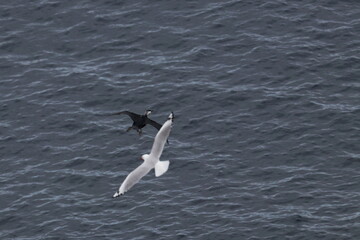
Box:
109;110;162;136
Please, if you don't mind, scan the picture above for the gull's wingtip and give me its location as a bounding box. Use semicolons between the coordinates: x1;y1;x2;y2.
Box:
168;112;174;120
113;191;123;198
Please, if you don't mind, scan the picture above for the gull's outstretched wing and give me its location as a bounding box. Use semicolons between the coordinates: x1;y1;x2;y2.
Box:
146;118;162;130
149;112;174;160
110;111;141;122
113;162;152;197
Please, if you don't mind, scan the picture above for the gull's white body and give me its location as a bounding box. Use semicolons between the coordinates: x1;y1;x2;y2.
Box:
113;112;174;197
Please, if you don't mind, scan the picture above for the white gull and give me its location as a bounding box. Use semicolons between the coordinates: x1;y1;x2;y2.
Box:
113;112;174;197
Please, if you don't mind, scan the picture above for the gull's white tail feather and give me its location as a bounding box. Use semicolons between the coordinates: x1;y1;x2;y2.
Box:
155;161;169;177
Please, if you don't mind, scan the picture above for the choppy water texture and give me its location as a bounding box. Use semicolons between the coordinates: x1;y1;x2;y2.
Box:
1;0;360;239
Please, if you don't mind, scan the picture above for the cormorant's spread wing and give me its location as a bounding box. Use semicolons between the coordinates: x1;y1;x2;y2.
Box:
110;111;141;122
146;118;162;130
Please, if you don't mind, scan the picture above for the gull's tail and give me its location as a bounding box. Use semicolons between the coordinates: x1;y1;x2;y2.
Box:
155;161;169;177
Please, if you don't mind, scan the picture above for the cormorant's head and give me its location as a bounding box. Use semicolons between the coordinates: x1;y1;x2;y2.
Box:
145;109;152;116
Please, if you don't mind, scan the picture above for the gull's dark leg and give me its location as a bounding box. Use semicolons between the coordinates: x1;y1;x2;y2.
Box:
137;129;142;136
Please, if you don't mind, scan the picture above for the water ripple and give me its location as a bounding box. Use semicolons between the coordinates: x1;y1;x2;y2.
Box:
1;0;360;239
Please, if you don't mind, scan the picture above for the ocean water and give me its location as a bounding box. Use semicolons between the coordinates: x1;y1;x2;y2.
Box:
1;0;360;239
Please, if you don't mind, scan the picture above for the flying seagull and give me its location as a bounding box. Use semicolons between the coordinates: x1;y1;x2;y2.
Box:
113;112;174;197
109;110;162;136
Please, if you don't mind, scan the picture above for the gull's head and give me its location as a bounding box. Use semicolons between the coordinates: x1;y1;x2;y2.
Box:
145;109;152;116
141;154;150;161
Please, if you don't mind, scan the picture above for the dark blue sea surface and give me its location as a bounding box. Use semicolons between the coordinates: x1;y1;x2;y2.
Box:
1;0;360;239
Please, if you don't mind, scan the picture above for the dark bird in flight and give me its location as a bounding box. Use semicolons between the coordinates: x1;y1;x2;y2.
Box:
109;110;162;136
